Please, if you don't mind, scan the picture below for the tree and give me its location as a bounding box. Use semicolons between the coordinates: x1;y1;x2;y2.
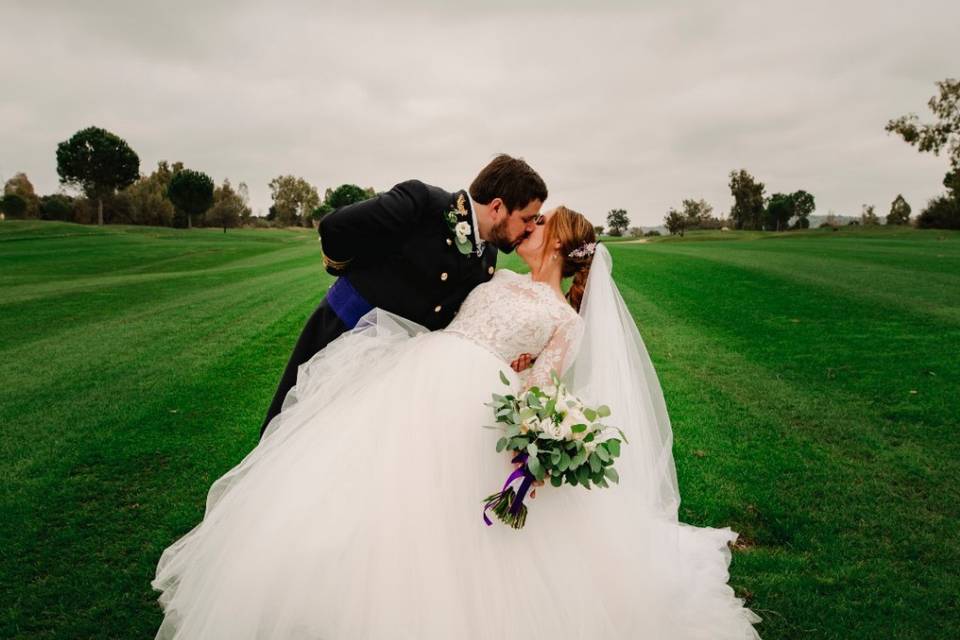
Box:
56;126;139;225
269;175;320;227
944;169;960;199
916;196;960;229
886;78;960;171
3;173;40;218
764;193;794;231
791;190;815;229
606;209;629;236
313;183;373;226
628;227;644;238
887;195;912;225
593;225;604;235
860;204;880;225
118;161;180;226
325;184;373;209
206;178;251;230
729;169;766;230
167;169;214;229
680;198;713;226
0;194;26;218
38;194;77;221
664;209;687;236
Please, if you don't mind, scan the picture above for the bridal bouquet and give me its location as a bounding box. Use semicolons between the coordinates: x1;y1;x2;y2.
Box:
481;370;628;529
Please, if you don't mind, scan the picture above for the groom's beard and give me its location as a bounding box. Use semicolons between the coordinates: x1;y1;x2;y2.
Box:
487;218;525;254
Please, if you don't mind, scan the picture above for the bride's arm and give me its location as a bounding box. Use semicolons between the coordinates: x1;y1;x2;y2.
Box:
518;315;584;391
318;180;430;275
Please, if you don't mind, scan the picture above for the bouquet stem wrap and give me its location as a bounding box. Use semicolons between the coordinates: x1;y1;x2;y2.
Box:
482;452;533;529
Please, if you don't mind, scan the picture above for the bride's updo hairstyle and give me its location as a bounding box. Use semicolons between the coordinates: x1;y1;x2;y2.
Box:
541;206;597;312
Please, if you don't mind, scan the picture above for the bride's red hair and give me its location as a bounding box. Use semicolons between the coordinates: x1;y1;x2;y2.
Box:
540;206;597;312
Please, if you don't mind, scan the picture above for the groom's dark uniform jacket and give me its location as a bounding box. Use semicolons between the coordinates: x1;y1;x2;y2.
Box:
260;180;498;437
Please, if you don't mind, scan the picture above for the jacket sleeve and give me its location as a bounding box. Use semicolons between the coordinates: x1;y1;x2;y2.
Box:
318;179;431;275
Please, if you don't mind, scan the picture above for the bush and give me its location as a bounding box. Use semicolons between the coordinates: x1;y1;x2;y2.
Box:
38;194;78;221
916;196;960;229
644;230;661;237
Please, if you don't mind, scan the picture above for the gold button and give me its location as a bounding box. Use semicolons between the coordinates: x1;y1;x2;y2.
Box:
440;272;448;281
446;238;453;246
434;305;442;313
487;266;495;275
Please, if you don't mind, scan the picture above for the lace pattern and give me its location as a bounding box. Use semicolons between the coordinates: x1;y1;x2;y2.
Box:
443;269;582;389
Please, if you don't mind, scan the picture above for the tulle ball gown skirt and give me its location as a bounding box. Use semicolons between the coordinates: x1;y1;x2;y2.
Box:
152;322;761;639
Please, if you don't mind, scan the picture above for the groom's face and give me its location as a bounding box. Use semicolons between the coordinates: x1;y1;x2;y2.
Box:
489;198;543;253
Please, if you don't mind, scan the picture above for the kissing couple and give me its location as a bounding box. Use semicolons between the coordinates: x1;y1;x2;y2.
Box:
152;155;761;639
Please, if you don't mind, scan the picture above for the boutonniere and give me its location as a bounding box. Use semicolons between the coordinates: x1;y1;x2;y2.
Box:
445;193;474;256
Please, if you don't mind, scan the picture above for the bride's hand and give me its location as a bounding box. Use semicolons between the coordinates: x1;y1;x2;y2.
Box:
510;353;535;372
511;454;546;498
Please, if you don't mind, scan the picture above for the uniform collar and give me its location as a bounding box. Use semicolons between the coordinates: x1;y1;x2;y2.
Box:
463;190;485;256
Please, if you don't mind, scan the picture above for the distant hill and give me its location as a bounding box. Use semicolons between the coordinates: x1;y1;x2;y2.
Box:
807;214;861;227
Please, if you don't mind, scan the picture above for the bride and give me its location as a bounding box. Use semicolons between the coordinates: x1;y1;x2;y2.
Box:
153;206;762;639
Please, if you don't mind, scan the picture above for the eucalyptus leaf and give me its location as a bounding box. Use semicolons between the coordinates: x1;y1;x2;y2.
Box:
588;452;601;474
603;467;620;484
527;455;543;480
499;370;511;386
597;405;611;418
595;445;611;462
576;464;590;486
496;437;508;453
607;439;621;457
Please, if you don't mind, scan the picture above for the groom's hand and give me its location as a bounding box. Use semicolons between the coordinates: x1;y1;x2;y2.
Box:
510;353;535;372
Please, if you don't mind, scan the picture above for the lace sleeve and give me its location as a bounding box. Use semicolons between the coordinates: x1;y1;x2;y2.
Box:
519;313;584;391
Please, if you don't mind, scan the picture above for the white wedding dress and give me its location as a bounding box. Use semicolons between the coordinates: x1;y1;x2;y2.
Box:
153;266;762;639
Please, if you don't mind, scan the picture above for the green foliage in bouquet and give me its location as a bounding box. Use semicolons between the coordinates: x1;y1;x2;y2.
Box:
481;370;628;529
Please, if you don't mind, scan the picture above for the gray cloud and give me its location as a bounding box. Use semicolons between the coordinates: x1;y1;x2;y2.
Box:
2;0;957;226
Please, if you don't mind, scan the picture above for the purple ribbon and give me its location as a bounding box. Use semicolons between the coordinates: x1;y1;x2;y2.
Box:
483;452;535;526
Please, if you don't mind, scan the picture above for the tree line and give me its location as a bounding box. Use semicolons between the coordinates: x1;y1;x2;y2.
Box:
594;78;960;237
0;126;372;230
3;79;957;233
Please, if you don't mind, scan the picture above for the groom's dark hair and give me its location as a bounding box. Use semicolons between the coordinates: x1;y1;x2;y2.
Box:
470;154;548;212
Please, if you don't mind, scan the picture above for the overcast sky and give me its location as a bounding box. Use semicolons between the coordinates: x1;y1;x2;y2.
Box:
2;0;958;226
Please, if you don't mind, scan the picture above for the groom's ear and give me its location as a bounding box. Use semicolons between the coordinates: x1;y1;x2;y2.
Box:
488;197;508;221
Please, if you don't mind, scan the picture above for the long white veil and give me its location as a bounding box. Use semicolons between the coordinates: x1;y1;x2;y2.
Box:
565;243;681;520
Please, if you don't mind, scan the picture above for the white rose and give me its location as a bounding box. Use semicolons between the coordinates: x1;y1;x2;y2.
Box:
539;417;564;440
519;415;540;435
559;406;590;441
455;221;471;242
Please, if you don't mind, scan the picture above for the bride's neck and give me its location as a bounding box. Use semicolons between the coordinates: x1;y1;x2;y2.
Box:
529;257;564;295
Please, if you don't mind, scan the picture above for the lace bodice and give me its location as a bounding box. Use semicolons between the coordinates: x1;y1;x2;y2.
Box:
443;269;583;389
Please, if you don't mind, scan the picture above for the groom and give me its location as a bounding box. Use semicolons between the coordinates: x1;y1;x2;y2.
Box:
260;154;548;437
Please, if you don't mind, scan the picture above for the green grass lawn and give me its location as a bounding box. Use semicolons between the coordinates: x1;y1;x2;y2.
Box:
1;221;958;638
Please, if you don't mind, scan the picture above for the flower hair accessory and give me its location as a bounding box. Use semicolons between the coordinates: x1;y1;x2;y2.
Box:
568;242;597;260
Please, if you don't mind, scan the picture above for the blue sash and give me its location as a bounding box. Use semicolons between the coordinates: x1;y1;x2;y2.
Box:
327;277;375;329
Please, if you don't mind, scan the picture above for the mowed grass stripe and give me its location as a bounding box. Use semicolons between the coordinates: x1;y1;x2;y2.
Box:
2;222;958;639
1;282;320;639
642;241;960;323
607;241;959;637
0;262;327;476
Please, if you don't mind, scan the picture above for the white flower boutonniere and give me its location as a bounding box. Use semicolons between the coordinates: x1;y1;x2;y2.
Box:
444;194;474;256
455;221;472;244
